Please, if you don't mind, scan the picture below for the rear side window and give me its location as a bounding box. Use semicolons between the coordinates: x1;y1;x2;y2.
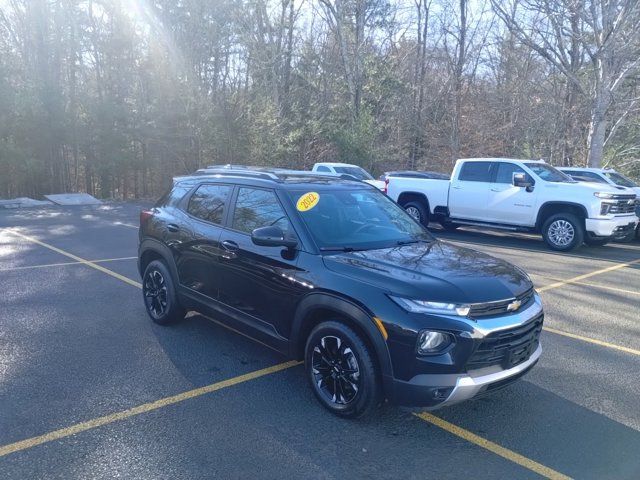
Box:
316;166;331;172
187;184;231;224
232;188;291;234
458;162;493;182
494;163;528;184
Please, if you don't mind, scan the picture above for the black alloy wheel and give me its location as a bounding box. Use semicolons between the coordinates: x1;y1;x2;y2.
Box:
142;260;185;325
311;335;361;405
305;321;381;418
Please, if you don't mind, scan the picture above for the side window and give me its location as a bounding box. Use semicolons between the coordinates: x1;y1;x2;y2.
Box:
495;163;527;184
581;172;608;183
316;166;331;172
187;184;231;224
458;162;493;182
232;188;292;234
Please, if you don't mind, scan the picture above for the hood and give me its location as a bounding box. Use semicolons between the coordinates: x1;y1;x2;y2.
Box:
322;241;532;304
547;180;634;195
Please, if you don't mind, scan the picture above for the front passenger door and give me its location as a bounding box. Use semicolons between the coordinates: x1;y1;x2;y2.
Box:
217;187;306;344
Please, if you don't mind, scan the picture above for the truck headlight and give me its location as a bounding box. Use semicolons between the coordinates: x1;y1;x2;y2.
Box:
389;295;471;316
417;330;452;354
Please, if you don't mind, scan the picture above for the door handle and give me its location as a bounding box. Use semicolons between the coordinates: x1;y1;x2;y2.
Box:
167;223;180;232
490;188;501;192
452;185;462;190
221;240;239;251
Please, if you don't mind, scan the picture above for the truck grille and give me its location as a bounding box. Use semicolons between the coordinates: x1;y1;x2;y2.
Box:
608;199;637;215
465;313;543;371
468;288;535;318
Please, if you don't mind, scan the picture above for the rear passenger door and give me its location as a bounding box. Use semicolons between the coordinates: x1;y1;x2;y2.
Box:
448;162;494;221
217;187;305;345
177;183;232;300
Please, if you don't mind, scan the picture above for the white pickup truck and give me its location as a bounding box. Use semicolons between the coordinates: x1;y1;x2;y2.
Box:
386;158;638;251
312;162;385;190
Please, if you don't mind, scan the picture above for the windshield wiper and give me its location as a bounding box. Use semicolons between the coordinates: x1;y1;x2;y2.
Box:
319;246;364;252
396;238;432;246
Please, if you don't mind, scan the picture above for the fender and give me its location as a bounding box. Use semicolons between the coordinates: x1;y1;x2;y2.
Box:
289;292;395;394
138;238;179;281
536;201;589;228
396;191;431;213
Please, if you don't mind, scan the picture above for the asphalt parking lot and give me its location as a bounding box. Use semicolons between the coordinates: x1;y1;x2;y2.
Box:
1;203;639;479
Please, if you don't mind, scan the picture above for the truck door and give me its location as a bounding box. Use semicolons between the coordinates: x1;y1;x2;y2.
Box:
448;161;493;220
485;162;538;225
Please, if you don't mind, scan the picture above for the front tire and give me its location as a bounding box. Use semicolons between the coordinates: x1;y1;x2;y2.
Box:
142;260;185;325
305;321;382;419
403;201;429;226
542;213;584;251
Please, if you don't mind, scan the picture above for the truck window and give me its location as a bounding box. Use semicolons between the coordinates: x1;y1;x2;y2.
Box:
494;163;528;184
316;166;331;173
458;162;493;182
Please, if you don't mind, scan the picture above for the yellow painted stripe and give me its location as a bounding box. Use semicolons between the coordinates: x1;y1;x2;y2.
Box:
7;230;142;288
0;257;137;272
537;258;640;293
415;412;572;480
532;274;640;296
543;327;640;356
0;360;300;458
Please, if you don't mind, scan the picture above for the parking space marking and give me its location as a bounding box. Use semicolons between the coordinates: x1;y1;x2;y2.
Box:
0;360;300;458
0;257;137;272
535;275;640;296
415;413;572;480
7;230;142;288
543;327;640;357
536;258;640;293
113;221;138;229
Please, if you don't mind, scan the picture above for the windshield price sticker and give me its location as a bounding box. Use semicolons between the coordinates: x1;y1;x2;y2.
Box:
297;192;320;211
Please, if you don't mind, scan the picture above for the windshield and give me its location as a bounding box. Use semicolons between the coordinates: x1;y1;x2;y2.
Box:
524;163;573;183
603;172;638;188
333;166;374;181
289;188;434;250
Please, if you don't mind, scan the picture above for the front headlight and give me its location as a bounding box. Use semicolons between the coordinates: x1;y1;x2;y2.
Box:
594;192;614;199
389;295;470;316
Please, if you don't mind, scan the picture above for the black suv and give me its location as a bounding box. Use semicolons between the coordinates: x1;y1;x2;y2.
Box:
138;168;543;418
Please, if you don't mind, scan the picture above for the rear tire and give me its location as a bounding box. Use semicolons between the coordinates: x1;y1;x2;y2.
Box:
403;201;429;226
305;321;382;419
142;260;185;325
542;213;584;251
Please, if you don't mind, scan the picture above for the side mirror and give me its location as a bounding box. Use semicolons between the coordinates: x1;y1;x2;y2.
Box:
251;226;298;249
513;172;534;189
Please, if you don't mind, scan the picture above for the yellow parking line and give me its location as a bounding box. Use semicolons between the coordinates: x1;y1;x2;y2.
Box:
415;413;572;480
7;230;142;288
543;327;640;356
537;258;640;293
0;257;137;272
532;274;640;296
0;360;300;458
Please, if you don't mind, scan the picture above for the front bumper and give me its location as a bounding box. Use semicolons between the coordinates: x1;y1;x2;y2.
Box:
585;215;638;237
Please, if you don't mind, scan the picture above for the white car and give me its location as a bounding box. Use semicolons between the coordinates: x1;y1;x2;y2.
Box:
386;158;638;251
312;162;385;190
559;167;640;239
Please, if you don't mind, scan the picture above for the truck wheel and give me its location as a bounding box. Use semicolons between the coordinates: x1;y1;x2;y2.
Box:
542;213;584;251
305;321;382;419
142;260;186;325
404;201;429;226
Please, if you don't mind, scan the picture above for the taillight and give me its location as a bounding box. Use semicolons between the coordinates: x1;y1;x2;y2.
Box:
383;178;389;195
140;209;153;226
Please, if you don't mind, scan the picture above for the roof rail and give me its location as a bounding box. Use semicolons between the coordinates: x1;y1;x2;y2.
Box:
195;167;280;181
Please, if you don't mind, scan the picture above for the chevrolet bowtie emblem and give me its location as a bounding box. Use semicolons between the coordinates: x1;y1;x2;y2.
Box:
507;299;522;312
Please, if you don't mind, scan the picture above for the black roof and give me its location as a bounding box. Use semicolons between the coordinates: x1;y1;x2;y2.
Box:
175;167;371;190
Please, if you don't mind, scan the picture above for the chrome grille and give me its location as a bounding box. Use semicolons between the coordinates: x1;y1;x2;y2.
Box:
468;288;535;318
